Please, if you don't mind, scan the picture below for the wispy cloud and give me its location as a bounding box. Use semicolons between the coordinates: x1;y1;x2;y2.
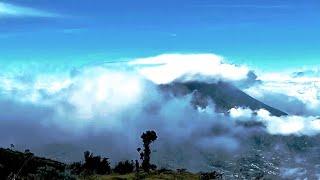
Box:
0;2;60;18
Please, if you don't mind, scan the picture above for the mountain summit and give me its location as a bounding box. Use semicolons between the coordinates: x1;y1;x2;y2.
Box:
160;81;287;117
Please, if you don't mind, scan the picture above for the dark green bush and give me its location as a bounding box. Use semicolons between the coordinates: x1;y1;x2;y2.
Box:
113;160;135;175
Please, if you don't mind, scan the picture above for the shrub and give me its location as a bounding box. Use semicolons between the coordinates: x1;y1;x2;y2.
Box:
158;168;173;174
69;162;83;175
69;151;111;176
83;151;111;175
35;165;76;180
177;168;187;173
200;171;223;180
113;160;135;175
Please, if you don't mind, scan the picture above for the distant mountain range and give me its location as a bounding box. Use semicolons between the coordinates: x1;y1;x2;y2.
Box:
160;81;287;116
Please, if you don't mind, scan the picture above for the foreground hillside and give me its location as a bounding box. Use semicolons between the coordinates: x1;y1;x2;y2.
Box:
0;147;220;180
0;131;224;180
2;129;320;179
0;148;66;179
79;172;200;180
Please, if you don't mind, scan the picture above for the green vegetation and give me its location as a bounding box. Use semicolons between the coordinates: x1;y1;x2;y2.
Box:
0;130;224;179
113;160;135;175
79;171;200;180
0;147;69;179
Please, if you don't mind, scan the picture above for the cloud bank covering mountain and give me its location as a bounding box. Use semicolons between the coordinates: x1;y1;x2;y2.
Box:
0;53;320;176
1;53;320;140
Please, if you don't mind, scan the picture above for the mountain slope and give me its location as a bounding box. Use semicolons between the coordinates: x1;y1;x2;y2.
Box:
160;81;287;116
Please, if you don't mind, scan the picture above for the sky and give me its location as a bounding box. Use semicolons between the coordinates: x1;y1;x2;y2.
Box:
0;0;319;70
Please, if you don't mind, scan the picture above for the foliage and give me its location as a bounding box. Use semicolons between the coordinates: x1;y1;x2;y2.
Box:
177;168;187;173
34;165;76;180
84;151;111;175
69;161;83;175
82;171;201;180
157;167;173;174
113;160;135;175
0;148;65;179
137;130;158;172
69;151;111;176
200;171;223;180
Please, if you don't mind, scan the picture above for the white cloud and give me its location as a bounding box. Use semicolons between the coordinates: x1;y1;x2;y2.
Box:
256;109;320;136
0;2;59;18
244;70;320;115
1;54;319;118
66;67;146;119
129;54;250;84
229;107;320;136
1;53;320;137
0;66;147;120
229;107;253;120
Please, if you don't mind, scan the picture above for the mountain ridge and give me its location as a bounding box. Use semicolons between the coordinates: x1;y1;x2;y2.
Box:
160;81;287;117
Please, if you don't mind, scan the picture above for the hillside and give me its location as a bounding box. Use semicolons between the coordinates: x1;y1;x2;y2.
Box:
0;148;66;179
0;148;222;180
160;81;287;116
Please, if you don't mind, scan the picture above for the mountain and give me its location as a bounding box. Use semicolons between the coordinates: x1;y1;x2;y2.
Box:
160;81;287;116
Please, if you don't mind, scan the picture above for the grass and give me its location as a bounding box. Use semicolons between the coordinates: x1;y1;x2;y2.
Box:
79;171;200;180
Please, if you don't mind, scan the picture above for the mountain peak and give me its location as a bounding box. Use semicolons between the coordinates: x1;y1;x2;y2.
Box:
160;81;287;117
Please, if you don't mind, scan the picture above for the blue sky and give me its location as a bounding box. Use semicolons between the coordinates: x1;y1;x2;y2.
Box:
0;0;319;70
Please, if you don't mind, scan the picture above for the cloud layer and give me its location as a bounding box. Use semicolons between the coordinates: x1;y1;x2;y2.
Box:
244;70;320;116
0;53;319;176
230;107;320;135
130;54;250;84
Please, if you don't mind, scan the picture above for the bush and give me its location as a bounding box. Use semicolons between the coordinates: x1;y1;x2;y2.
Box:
83;151;111;175
113;160;135;175
177;168;187;173
200;171;223;180
35;166;76;180
69;162;83;175
158;168;173;174
69;151;111;176
0;148;65;179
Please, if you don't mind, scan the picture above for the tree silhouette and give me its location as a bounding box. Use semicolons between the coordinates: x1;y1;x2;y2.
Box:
113;160;134;175
135;160;139;172
137;130;157;172
82;151;111;175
